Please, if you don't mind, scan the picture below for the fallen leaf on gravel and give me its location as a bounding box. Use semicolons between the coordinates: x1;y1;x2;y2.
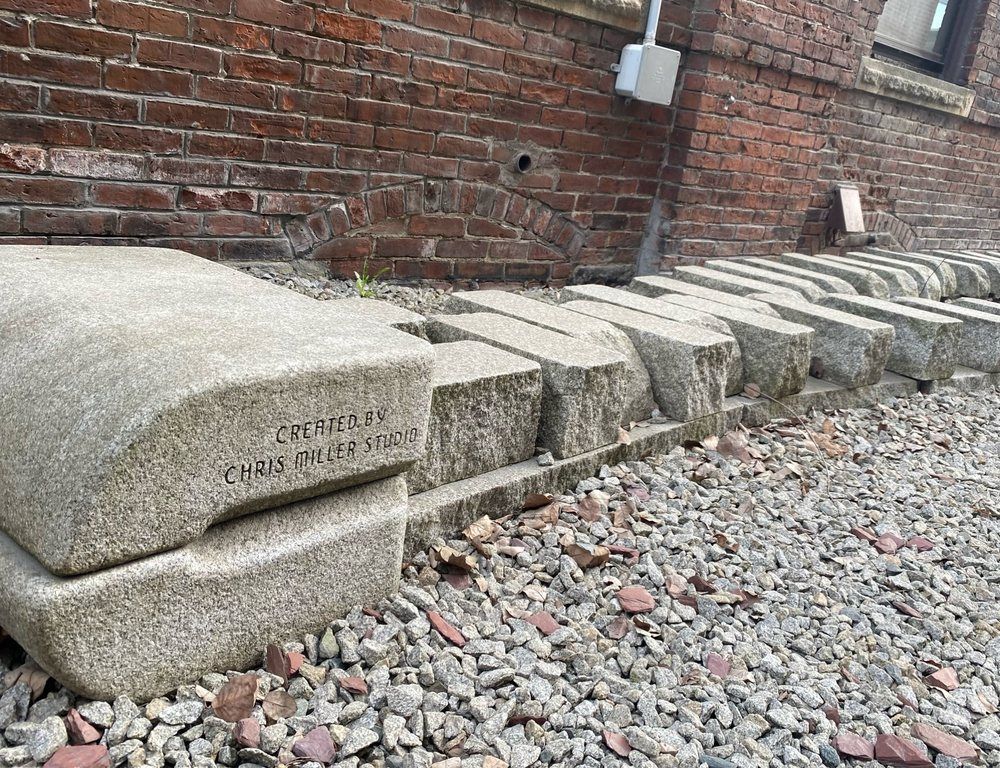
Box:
427;611;467;647
4;662;49;701
705;653;731;678
605;615;630;639
603;730;631;757
211;674;258;722
565;542;610;569
463;516;497;542
64;709;101;745
911;723;979;762
291;726;337;764
617;427;631;445
507;714;547;726
522;584;547;602
832;732;874;760
43;745;110;768
850;526;878;542
442;571;472;589
575;496;604;522
717;431;752;463
977;689;999;713
262;690;296;722
623;483;649;501
525;612;560;636
896;691;918;710
265;644;291;682
924;667;959;691
713;532;739;553
742;382;762;399
339;676;368;695
893;601;923;619
522;493;554;510
666;574;688;598
612;501;634;530
874;734;934;768
632;615;660;637
809;430;847;457
690;575;718;594
906;536;934;551
432;545;476;572
617;586;655;613
234;718;261;748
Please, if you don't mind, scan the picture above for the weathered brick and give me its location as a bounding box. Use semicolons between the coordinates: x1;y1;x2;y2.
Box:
96;0;189;35
138;39;222;74
35;21;132;57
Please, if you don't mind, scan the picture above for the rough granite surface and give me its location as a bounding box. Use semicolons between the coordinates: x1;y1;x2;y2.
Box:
405;341;542;494
824;254;920;297
560;300;733;422
934;250;1000;295
656;295;815;398
0;476;409;701
778;253;891;298
740;258;859;295
671;265;804;300
751;293;895;388
442;291;656;423
322;297;428;337
559;283;733;336
628;274;781;317
0;247;433;576
820;294;962;380
844;251;942;300
872;250;986;298
425;313;628;460
867;248;959;297
702;260;828;302
895;297;1000;373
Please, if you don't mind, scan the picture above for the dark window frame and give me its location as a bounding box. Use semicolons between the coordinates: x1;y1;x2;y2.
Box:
873;0;983;84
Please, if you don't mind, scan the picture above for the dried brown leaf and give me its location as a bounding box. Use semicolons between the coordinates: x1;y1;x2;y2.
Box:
432;545;476;572
575;496;604;522
211;674;259;723
564;543;610;569
3;662;49;702
617;427;632;445
265;644;291;683
463;516;497;544
262;690;296;722
522;493;554;510
605;615;630;639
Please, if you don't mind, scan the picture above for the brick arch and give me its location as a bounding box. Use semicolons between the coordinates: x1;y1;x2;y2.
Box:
867;210;919;252
281;179;585;284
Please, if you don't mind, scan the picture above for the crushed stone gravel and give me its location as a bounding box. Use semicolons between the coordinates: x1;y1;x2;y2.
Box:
2;388;1000;768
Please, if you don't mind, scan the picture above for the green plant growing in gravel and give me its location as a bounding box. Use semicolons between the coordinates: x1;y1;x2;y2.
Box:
354;258;389;299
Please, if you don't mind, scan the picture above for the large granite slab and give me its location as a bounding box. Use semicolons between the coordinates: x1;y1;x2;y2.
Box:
671;265;804;299
740;258;858;294
323;297;428;337
656;294;814;397
425;313;627;459
560;283;733;335
825;254;919;297
777;253;891;298
443;290;656;422
895;297;1000;372
628;274;781;317
954;297;1000;317
843;251;942;300
0;247;433;576
561;300;734;421
866;248;958;297
867;249;983;298
934;250;1000;295
406;341;541;494
751;293;894;387
819;294;962;380
702;260;827;301
0;476;408;701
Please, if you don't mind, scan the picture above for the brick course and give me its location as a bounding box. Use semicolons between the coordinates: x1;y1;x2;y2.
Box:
1;0;1000;282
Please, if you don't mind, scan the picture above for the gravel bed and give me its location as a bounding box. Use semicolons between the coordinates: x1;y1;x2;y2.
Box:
3;389;1000;768
236;265;561;315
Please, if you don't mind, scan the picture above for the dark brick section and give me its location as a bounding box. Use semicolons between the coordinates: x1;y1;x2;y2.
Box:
0;0;682;284
652;0;1000;265
2;0;1000;281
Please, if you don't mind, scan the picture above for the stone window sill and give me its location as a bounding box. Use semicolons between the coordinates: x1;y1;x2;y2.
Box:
522;0;646;32
856;56;975;117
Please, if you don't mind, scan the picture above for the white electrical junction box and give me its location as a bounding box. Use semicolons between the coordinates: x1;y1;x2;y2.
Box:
614;43;681;106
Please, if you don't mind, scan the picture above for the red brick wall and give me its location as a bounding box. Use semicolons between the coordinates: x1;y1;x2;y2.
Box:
0;0;686;284
651;0;1000;267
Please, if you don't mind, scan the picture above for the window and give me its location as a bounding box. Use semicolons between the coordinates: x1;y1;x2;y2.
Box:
874;0;981;82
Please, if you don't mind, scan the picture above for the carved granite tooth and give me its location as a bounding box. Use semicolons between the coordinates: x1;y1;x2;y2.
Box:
894;296;1000;372
670;265;805;300
866;248;983;298
628;274;782;317
739;258;858;295
841;251;942;300
777;252;891;298
821;254;919;297
701;259;828;302
932;249;1000;295
443;290;656;423
0;246;434;577
819;293;962;380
